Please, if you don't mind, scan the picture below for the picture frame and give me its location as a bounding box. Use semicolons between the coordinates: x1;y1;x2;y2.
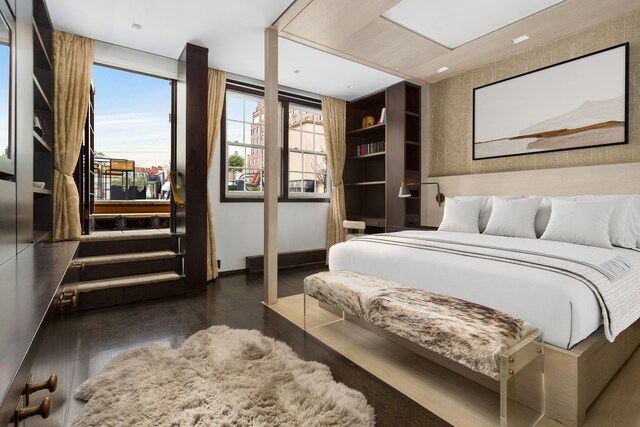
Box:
472;43;629;161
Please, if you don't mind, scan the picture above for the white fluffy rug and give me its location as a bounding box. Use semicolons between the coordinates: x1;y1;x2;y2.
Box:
72;325;374;426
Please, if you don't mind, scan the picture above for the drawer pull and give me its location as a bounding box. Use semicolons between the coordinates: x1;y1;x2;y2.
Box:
55;290;78;307
70;260;85;270
15;396;51;421
24;374;57;395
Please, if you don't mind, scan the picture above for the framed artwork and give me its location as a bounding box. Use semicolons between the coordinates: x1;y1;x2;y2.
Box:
473;43;628;160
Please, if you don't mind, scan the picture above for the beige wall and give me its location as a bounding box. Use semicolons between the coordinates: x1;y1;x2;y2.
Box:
428;12;640;177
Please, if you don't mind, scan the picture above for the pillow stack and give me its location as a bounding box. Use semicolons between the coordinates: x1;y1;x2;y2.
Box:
437;194;640;249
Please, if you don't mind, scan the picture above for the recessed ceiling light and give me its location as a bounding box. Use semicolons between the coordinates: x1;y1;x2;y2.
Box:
436;66;449;74
131;23;142;30
512;34;530;44
293;69;300;74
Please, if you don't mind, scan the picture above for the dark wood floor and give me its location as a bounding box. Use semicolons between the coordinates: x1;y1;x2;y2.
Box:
49;265;450;426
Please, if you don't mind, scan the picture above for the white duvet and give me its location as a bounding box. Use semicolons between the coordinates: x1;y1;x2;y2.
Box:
329;230;640;349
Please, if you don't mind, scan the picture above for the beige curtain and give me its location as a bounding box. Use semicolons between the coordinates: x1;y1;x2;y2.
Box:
206;68;227;280
53;31;94;241
321;96;347;255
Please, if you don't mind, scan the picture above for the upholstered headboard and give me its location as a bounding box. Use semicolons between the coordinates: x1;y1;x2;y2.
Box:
423;162;640;227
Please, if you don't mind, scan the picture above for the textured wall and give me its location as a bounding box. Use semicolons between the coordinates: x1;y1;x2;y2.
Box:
429;12;640;177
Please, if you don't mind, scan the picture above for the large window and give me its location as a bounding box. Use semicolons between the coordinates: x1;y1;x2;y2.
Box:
222;85;328;201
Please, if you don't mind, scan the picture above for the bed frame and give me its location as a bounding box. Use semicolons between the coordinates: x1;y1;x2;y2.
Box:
417;161;640;426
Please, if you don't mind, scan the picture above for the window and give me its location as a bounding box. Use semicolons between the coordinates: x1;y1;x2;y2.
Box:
287;105;327;197
225;90;266;195
222;84;328;202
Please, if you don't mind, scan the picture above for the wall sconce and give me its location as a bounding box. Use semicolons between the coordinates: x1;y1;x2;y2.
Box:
398;181;445;206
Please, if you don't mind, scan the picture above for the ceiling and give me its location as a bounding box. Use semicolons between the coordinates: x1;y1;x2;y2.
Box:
276;0;640;84
46;0;640;100
45;0;402;101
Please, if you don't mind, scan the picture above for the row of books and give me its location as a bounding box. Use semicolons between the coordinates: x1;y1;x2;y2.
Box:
355;141;385;157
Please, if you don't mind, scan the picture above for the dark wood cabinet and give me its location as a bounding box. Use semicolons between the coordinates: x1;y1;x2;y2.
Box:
344;82;421;233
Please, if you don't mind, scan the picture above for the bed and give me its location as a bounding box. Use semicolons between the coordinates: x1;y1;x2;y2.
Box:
328;231;640;426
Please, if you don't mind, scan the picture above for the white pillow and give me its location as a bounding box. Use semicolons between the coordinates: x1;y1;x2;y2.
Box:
438;197;482;234
535;196;575;237
540;199;615;248
455;195;524;233
536;195;640;248
586;195;640;249
483;196;541;239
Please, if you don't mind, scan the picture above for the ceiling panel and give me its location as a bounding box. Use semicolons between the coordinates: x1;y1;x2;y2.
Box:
383;0;564;48
334;17;449;75
282;0;400;47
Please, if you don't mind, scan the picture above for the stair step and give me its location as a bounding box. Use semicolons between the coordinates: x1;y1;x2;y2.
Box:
80;230;176;242
67;272;182;293
75;250;177;267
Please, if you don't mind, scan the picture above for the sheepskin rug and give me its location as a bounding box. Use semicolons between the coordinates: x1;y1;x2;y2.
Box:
71;325;374;427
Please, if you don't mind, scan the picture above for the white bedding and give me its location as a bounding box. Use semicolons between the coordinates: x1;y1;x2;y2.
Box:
329;230;640;349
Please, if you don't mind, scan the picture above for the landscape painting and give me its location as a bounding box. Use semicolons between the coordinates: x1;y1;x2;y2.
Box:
473;43;628;160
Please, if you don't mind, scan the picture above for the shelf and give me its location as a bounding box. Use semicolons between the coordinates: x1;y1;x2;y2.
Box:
33;131;52;152
348;123;385;135
32;20;52;70
406;111;420;118
33;75;53;112
406;140;420;146
33;187;52;195
348;152;385;160
345;181;385;186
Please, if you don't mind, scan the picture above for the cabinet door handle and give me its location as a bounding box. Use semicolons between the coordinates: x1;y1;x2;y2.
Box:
24;374;57;395
55;290;78;307
14;396;51;421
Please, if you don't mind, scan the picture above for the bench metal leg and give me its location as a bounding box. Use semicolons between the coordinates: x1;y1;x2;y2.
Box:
303;292;345;333
500;330;545;427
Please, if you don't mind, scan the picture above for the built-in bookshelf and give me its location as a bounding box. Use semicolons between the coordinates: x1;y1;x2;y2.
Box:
32;0;54;242
344;82;421;234
344;90;387;233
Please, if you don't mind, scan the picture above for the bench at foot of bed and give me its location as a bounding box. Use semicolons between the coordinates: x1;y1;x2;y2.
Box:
304;270;545;427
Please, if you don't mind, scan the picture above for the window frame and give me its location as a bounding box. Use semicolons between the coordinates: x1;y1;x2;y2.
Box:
220;82;329;203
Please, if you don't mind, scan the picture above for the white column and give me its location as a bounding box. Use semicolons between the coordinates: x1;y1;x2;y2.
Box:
264;27;278;304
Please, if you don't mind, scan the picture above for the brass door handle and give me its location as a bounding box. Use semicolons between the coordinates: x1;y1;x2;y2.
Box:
169;171;185;207
14;396;51;421
24;374;57;395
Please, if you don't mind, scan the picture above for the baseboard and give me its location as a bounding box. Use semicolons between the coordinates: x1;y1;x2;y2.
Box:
246;249;326;274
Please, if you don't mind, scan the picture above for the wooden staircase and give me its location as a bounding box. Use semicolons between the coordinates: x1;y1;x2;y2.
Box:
65;231;185;310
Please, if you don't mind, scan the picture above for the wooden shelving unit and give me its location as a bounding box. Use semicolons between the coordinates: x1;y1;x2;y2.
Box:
344;90;387;233
343;82;421;233
32;0;54;241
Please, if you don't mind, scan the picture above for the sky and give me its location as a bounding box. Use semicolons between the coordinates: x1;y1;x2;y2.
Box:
0;43;9;159
93;64;171;168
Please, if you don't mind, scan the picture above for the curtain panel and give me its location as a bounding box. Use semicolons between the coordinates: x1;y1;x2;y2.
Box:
53;31;94;241
206;68;227;280
321;96;347;255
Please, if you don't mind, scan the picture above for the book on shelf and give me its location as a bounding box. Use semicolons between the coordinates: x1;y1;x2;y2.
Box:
378;107;386;124
355;141;384;157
